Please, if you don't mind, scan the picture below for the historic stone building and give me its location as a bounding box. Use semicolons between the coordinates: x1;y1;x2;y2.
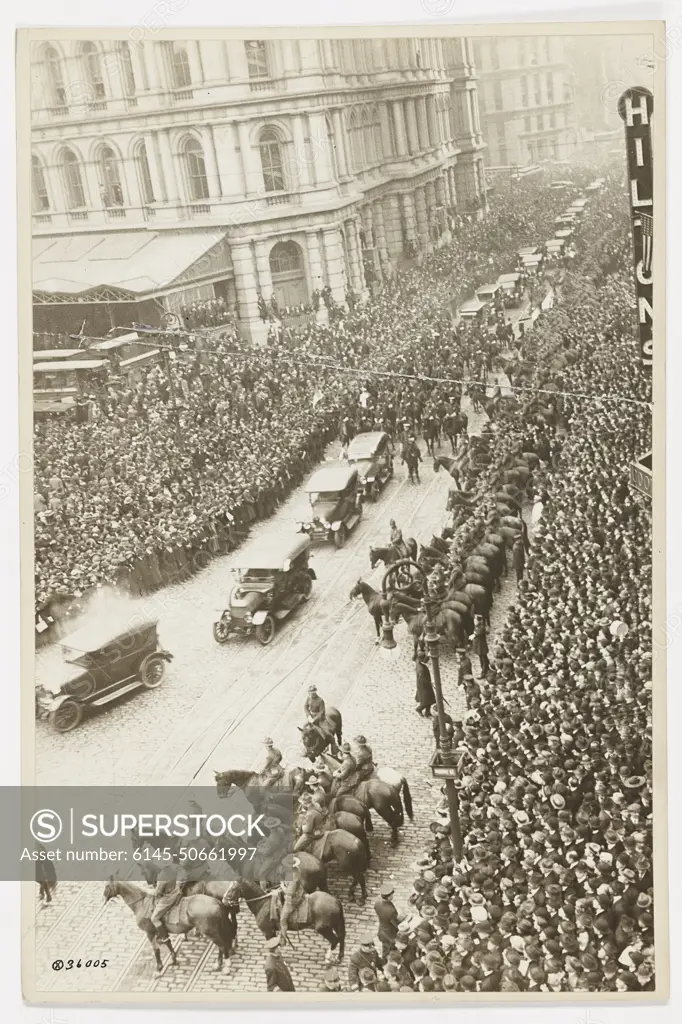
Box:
30;36;486;340
475;35;579;169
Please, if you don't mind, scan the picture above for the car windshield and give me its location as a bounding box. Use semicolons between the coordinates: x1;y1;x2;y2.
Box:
239;568;275;580
310;491;342;503
60;647;89;666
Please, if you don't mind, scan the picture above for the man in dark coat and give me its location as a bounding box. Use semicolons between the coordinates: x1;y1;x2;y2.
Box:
263;936;295;991
35;843;57;904
471;615;490;677
415;650;436;716
348;934;383;991
512;536;526;582
374;882;402;957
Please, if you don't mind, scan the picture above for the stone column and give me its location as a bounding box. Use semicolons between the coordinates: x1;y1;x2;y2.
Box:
345;219;364;293
361;205;374;247
254;238;274;299
426;95;439;146
373;199;387;249
228;40;250;81
129;41;149;91
290;114;310;189
331;108;350;179
305;230;326;294
231;240;260;323
384;194;403;255
404;98;420;155
414;186;429;243
400;192;417;242
121;154;141;208
186;40;204;85
198;125;222;198
416;96;430;151
213;124;242;199
157;129;180;202
378;101;394;160
391;100;409;158
143;134;165;203
83;157;103;209
200;41;227;82
308;112;333;185
322;227;347;303
151;42;169;95
237;121;261;197
43;162;64;213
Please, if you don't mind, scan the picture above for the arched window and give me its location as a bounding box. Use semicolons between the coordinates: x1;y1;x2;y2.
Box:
183;138;209;200
98;146;124;206
115;41;136;97
44;46;66;107
245;40;269;79
32;155;50;212
80;42;105;100
259;127;285;193
269;240;304;276
170;44;191;88
135;141;155;205
61;149;86;209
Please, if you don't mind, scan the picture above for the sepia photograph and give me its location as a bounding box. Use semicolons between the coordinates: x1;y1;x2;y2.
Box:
18;21;665;1003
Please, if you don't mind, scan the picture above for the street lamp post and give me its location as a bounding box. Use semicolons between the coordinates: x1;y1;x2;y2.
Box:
380;558;463;863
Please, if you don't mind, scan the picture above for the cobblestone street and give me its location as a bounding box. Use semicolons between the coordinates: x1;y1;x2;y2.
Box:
32;375;532;997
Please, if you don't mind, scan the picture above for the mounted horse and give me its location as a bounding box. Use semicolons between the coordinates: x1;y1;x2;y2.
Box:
369;539;419;570
314;753;409;844
433;455;461;486
298;706;343;758
442;411;467;453
349;579;391;641
390;598;464;659
103;878;236;973
224;879;346;961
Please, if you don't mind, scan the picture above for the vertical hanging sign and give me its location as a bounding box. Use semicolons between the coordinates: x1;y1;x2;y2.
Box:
618;86;653;368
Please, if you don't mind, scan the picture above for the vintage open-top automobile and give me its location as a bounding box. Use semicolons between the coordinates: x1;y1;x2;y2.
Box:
346;431;393;501
298;464;363;548
213;534;316;646
35;618;173;733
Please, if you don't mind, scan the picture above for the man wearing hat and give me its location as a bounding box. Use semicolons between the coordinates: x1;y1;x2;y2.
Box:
415;648;436;717
263;935;295;992
348;934;382;991
304;685;327;743
457;647;473;685
333;742;357;799
352;735;376;783
318;966;341;992
374;882;403;958
260;737;284;788
279;856;305;945
293;792;325;855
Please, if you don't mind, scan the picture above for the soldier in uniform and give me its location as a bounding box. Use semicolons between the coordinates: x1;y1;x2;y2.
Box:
260;737;284;788
304;685;327;744
389;519;409;560
333;742;357;799
374;882;403;958
306;772;330;808
279;856;306;945
150;853;187;937
348;934;383;991
263;936;296;991
352;735;375;783
293;794;325;854
318;966;342;992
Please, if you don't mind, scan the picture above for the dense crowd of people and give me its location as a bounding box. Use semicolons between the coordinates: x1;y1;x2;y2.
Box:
348;200;654;994
33;169;592;620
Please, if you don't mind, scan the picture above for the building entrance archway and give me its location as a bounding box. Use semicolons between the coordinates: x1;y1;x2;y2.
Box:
269;240;308;309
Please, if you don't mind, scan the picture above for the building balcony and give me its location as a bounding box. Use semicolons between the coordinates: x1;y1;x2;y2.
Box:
264;192;293;207
68;210;88;223
33;213;52;224
104;206;127;220
171;88;194;102
249;78;275;92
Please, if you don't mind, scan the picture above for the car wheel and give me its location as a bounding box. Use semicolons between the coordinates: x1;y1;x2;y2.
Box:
334;525;347;549
49;699;83;733
301;575;313;601
140;654;166;689
213;618;231;644
256;614;276;645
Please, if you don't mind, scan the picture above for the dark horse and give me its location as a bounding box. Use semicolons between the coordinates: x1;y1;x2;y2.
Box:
433;454;461;487
368;539;418;571
213;767;305;821
468;383;501;419
103;878;236;973
316;753;408;846
442;411;468;453
224;878;346;961
349;579;391;640
298;706;343;757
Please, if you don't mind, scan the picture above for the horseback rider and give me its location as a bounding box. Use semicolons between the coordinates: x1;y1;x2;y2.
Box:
150;852;188;937
279;856;305;945
293;793;326;853
304;773;329;808
304;685;327;745
333;742;358;799
389;519;409;561
257;816;288;889
260;738;284;787
352;734;375;783
313;757;333;793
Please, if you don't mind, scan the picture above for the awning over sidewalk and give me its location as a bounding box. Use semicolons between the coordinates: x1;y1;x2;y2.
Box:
33;229;232;304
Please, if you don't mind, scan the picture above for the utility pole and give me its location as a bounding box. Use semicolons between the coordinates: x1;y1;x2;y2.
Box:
380;558;463;862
